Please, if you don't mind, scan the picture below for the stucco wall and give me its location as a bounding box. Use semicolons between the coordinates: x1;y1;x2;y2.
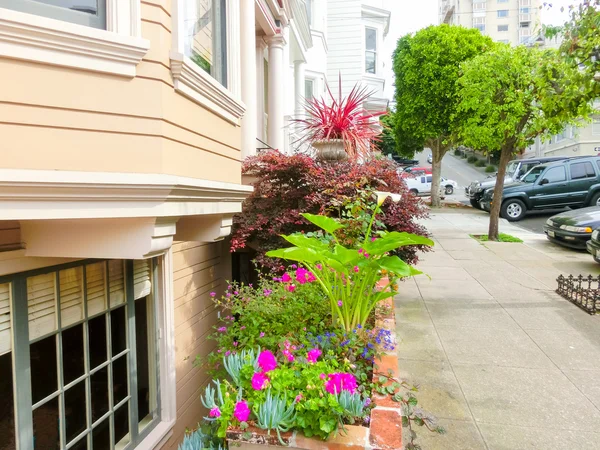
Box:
0;0;242;185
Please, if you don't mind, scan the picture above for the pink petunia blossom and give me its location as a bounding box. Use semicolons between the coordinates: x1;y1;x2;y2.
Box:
259;332;265;338
338;300;343;307
286;284;296;292
234;400;250;422
281;273;292;283
325;373;358;394
353;266;359;273
307;348;322;363
209;406;221;418
251;372;270;390
295;394;303;402
319;373;326;380
257;350;277;372
316;264;323;270
210;292;216;297
218;327;227;332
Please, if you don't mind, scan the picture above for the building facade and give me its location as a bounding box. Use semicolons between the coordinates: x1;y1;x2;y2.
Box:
439;0;541;46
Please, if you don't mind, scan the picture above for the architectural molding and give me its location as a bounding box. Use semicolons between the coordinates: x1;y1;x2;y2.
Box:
226;0;242;99
265;33;287;49
311;30;328;52
361;4;391;36
170;52;246;125
0;7;149;77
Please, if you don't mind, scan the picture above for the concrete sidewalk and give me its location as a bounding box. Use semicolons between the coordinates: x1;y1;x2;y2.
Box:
396;210;600;450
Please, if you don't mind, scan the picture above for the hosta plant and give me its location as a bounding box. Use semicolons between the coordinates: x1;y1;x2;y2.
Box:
267;193;434;331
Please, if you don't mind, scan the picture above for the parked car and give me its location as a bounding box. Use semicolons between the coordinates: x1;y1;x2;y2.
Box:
586;229;600;263
466;156;569;209
441;177;458;195
427;153;433;164
544;207;600;249
400;166;432;179
404;175;457;196
479;156;600;221
391;155;420;166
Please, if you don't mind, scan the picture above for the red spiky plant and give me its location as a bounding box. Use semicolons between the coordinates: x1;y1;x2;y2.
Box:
292;75;387;161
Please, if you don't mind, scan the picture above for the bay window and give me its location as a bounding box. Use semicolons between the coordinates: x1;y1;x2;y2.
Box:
365;27;377;75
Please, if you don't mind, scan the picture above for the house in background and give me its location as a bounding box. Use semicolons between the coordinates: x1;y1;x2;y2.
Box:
0;0;252;449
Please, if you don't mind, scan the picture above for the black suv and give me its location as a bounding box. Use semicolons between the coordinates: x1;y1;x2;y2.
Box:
480;156;600;221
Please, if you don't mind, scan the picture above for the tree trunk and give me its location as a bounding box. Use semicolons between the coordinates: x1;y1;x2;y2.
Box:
488;146;513;241
430;139;443;208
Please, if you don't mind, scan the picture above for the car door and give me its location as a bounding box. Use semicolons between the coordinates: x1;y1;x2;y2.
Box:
425;175;433;194
530;165;570;208
568;161;597;205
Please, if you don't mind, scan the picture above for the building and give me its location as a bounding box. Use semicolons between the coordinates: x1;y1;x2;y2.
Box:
439;0;541;46
0;0;254;449
524;119;600;158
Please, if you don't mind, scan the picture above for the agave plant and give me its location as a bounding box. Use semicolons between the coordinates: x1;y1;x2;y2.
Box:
256;390;296;445
335;391;366;418
223;347;259;387
292;74;386;161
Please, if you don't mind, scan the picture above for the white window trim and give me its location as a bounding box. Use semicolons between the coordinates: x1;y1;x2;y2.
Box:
0;4;149;77
364;26;377;75
170;0;245;125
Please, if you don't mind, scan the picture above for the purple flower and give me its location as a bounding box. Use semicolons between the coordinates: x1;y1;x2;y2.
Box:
257;350;277;372
337;300;343;307
251;372;270;390
209;406;221;418
233;341;238;347
295;394;303;403
218;327;227;332
234;400;250;422
240;326;246;330
364;398;371;407
234;291;239;295
291;264;298;269
307;348;322;363
225;350;231;357
209;292;216;297
259;332;265;338
263;289;272;296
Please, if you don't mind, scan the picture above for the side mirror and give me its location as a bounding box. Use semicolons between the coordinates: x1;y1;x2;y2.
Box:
539;178;549;186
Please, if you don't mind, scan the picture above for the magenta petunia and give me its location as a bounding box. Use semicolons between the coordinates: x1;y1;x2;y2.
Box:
251;371;270;390
286;284;296;292
353;266;359;273
234;400;251;422
218;327;227;332
209;406;221;418
337;300;343;307
325;373;358;394
306;348;322;363
209;292;216;297
281;273;292;283
257;350;277;372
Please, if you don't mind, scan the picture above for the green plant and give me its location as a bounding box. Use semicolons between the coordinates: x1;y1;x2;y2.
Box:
256;390;296;444
474;160;486;167
453;149;462;156
467;155;478;164
470;233;523;243
461;152;468;159
178;424;225;450
267;193;434;331
485;165;496;173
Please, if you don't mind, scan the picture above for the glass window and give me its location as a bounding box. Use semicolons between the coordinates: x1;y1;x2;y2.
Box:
305;0;313;26
497;0;509;2
1;260;159;450
365;27;377;74
473;2;486;11
543;166;567;183
521;7;530;13
498;10;509;18
184;0;228;86
0;0;106;29
426;176;433;183
473;17;485;32
570;162;596;180
522;166;545;183
498;24;509;32
305;79;314;100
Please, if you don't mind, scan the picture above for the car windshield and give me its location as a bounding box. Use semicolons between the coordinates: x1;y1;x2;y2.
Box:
506;161;519;177
521;166;546;183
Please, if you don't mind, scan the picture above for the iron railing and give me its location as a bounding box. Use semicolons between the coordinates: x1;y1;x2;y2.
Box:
556;275;600;315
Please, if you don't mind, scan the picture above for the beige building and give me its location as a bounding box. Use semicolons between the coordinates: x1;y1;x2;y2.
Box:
524;119;600;159
0;1;310;450
439;0;541;46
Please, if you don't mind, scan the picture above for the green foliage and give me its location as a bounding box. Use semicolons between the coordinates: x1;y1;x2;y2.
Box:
467;156;478;164
453;149;462;156
474;160;486;167
378;112;399;156
485;165;497;173
256;390;296;444
178;423;225;450
461;152;468;159
471;233;523;243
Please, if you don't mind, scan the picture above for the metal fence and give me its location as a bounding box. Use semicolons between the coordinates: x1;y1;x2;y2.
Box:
556;275;600;315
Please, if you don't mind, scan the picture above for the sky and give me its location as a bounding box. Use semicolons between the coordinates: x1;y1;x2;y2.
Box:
382;0;581;101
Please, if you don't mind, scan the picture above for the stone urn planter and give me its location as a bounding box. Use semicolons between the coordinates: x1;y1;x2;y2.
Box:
227;279;402;450
312;139;348;162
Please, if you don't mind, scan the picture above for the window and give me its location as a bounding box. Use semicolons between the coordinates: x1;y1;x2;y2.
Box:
543;166;567;183
0;0;106;28
365;27;377;74
497;0;509;3
426;176;433;183
555;129;567;142
0;259;160;450
473;2;486;11
520;7;530;13
473;17;485;32
498;9;509;17
498;24;509;32
522;166;545;183
183;0;228;86
570;162;596;180
305;79;314;100
306;0;313;26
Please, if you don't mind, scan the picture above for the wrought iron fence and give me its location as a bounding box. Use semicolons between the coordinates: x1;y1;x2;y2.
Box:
556;275;600;315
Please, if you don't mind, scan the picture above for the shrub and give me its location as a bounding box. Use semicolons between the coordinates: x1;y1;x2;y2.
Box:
453;149;462;156
485;165;496;173
231;151;430;270
467;155;478;164
474;160;486;167
461;152;469;159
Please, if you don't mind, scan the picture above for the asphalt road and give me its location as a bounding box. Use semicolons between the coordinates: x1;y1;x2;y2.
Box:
414;150;566;235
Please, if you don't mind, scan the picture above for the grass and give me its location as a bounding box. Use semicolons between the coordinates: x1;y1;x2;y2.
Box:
470;233;523;243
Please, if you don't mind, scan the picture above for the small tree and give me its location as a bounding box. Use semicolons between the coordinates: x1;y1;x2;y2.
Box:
455;45;595;240
393;25;493;206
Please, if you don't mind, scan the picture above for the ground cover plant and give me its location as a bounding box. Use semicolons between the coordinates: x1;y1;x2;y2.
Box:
471;233;523;243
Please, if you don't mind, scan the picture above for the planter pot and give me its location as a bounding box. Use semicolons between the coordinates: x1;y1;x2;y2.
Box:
227;279;402;450
312;140;348;162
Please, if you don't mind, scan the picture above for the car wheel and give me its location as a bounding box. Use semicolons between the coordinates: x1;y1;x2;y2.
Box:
590;192;600;207
470;198;481;209
501;199;527;222
410;189;418;195
445;185;454;195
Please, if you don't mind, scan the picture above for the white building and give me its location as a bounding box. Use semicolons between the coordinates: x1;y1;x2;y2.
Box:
439;0;542;46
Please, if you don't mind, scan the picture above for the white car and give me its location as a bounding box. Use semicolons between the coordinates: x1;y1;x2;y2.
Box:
441;177;458;195
405;175;458;196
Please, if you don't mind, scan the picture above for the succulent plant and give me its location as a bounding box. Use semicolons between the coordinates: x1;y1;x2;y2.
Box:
223;347;260;386
256;390;296;445
177;427;226;450
335;390;366;418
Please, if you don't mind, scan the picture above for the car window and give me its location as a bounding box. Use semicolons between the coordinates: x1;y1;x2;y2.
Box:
522;166;545;183
543;166;567;184
570;162;596;180
506;161;519;177
426;176;432;183
420;176;426;183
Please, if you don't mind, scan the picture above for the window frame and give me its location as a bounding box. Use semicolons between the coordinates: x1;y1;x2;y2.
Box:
1;256;175;450
570;162;596;180
497;9;509;18
0;0;107;29
305;78;314;100
364;26;377;75
498;24;509;32
540;166;567;184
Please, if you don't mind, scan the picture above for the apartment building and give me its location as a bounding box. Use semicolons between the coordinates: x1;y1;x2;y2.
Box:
439;0;542;45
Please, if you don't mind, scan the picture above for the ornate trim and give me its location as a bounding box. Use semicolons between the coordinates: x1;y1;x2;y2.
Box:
170;52;246;125
0;8;149;76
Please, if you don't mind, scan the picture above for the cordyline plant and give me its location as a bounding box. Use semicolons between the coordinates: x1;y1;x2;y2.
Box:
267;193;434;331
292;75;386;160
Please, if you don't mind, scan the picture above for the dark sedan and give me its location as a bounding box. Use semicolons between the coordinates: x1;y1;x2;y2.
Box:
544;207;600;250
587;229;600;263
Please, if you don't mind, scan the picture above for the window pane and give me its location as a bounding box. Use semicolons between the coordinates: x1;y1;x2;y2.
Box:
64;381;87;443
135;296;155;424
33;397;60;450
86;263;107;317
305;80;314;100
544;166;566;183
365;28;377;51
498;9;508;17
30;335;58;404
33;0;99;15
88;315;108;370
91;366;109;423
28;273;57;341
112;355;128;405
114;403;130;448
0;353;15;450
110;306;127;355
62;324;85;385
92;419;110;450
59;267;84;327
365;52;376;74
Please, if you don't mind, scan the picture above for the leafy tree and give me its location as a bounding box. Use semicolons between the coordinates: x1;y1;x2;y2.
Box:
378;112;398;156
455;45;595;240
393;25;493;206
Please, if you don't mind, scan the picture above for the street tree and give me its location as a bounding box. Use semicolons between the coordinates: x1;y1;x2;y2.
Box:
455;45;595;240
393;25;493;206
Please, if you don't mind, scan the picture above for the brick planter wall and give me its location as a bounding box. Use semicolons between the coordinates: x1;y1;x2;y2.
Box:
227;278;402;450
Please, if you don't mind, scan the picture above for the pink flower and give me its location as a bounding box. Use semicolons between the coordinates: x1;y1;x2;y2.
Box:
371;237;377;242
281;273;292;283
337;300;343;307
325;373;358;394
319;373;326;380
307;348;322;363
259;332;265;338
295;394;303;403
353;266;359;273
286;284;296;292
225;350;231;357
251;372;270;390
364;253;369;258
358;248;364;254
257;350;277;372
263;289;272;296
233;341;238;347
316;264;323;270
209;406;221;418
218;327;227;332
210;292;216;297
234;400;250;422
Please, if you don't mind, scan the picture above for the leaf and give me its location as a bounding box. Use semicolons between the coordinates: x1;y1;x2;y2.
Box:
378;256;422;277
266;247;323;263
301;213;345;234
331;245;360;265
282;233;329;251
319;416;337;434
373;291;395;303
365;232;434;255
